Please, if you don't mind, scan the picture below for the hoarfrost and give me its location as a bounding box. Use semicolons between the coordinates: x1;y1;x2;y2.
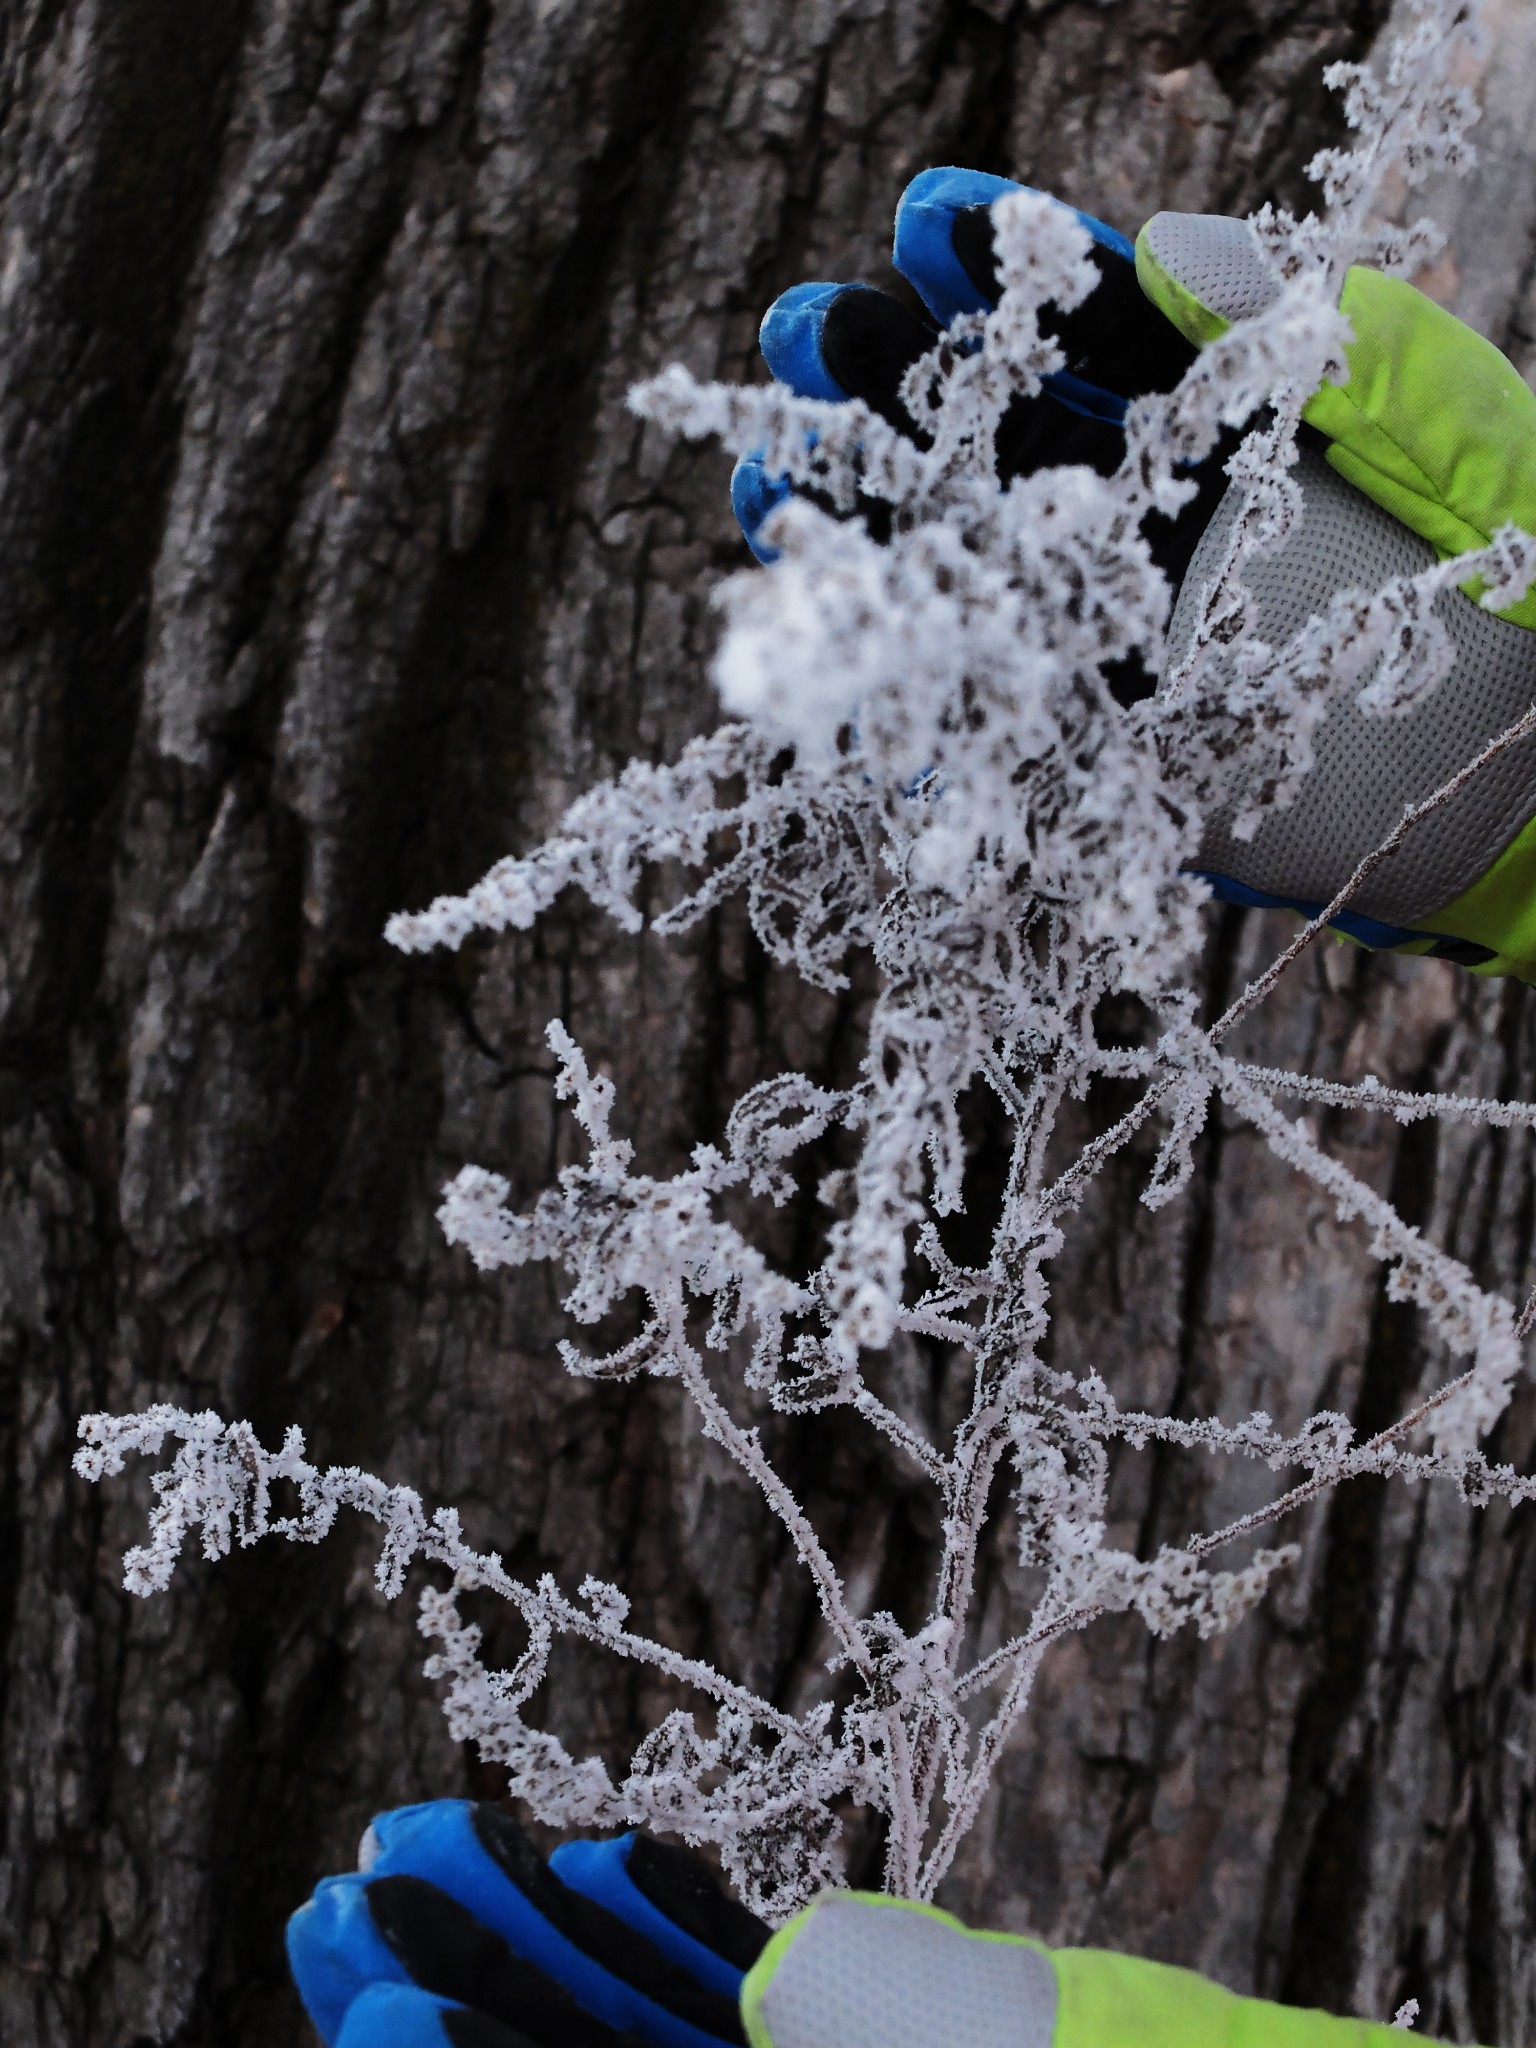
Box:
80;0;1536;1919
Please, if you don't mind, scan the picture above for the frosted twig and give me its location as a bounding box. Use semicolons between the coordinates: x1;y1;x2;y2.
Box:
1043;691;1536;1225
851;1389;951;1491
1182;1363;1484;1562
1229;1063;1536;1128
919;1644;1044;1899
76;1;1518;1918
674;1345;871;1674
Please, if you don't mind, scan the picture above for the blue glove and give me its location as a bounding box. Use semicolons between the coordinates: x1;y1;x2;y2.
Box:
732;163;1228;656
287;1800;769;2048
738;167;1536;976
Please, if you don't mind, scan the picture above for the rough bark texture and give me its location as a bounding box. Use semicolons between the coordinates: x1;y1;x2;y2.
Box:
4;0;1536;2041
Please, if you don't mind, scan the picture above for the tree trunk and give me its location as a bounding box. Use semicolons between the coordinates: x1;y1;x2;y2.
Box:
4;0;1536;2040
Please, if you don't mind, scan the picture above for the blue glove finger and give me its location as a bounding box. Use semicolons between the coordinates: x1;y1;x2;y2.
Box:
328;1802;744;2048
289;1871;416;2044
894;166;1141;429
730;456;793;563
892;165;1133;324
735;282;856;561
291;1865;632;2048
550;1835;764;2003
759;281;862;401
739;280;938;559
733;170;1152;562
738;281;859;563
761;281;937;430
334;1981;530;2048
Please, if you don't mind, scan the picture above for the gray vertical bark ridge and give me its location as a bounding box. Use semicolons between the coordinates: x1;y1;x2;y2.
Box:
12;2;1536;2044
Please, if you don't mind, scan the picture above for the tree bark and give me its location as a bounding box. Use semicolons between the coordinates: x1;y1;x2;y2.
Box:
5;0;1536;2041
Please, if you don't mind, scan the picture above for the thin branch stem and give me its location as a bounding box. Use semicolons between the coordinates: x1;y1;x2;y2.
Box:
1183;1363;1480;1563
530;1590;805;1736
1229;1062;1536;1128
851;1391;951;1492
953;1353;1499;1706
676;1345;871;1673
918;1642;1046;1898
1039;701;1536;1227
956;1606;1104;1704
881;1705;924;1896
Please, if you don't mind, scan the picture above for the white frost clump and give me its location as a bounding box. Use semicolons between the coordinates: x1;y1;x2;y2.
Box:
78;0;1536;1921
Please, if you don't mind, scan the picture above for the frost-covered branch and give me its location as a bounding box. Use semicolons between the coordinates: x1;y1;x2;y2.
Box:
78;0;1527;1920
1226;1065;1536;1128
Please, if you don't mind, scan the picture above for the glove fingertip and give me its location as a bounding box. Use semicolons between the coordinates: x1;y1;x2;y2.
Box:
363;1800;475;1867
893;166;1021;321
758;282;856;402
731;457;792;563
287;1874;414;2046
333;1982;464;2048
894;165;1137;326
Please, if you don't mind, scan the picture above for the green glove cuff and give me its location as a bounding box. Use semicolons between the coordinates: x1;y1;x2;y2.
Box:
1055;1948;1424;2048
1407;805;1536;977
740;1894;1452;2048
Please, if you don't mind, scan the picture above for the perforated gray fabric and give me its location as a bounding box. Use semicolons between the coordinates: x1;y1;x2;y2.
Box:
753;1895;1057;2048
1142;212;1280;324
1165;443;1536;925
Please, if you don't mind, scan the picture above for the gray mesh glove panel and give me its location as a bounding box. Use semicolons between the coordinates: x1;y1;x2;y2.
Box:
745;1894;1057;2048
1166;442;1536;925
1141;210;1280;324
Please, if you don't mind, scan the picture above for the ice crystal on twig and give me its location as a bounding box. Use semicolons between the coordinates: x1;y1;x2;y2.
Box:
79;0;1533;1919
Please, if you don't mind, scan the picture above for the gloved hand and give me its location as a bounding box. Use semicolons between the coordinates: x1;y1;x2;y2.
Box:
286;1800;769;2048
731;167;1229;625
289;1812;1446;2048
739;168;1536;981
